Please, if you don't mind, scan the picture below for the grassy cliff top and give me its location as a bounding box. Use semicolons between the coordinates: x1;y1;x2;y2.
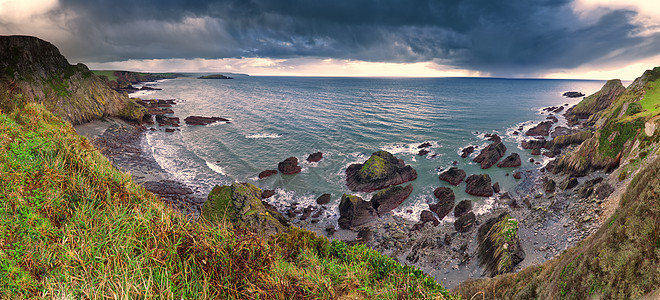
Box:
0;102;453;299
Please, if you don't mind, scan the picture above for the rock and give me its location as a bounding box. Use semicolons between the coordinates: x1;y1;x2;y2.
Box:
140;85;162;91
455;212;476;232
492;182;500;194
563;91;585;98
202;183;289;236
143;180;193;196
261;189;275;199
183;116;229;125
439;167;467;186
417;149;430;156
465;174;494;197
307;152;323;162
460;146;475;158
473;141;507;169
454;200;473;218
542;151;555;158
430;187;455;220
561;177;579;190
300;206;313;220
525;121;553;136
521;139;547;150
531;148;541;156
371;184;413;214
529;158;535;163
546;116;559;123
419;210;440;226
345;151;417;192
418;142;432;148
198;74;233;79
596;183;614;200
484;133;501;142
258;169;278;179
565;79;626;119
338;185;412;229
278;157;302;175
513;171;522;179
165;128;176;133
497;153;521;168
316;193;331;205
550;126;576;138
513;131;519;135
476;213;525;277
543;178;556;193
156;115;180;126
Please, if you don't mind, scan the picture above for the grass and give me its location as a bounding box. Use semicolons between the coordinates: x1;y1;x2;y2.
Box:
634;78;660;119
360;153;388;179
0;102;453;299
91;70;118;82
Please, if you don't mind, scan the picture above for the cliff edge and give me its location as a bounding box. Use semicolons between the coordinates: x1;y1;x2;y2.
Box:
0;35;127;124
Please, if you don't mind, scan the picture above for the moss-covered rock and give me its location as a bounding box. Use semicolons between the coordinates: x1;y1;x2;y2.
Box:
476;213;525;277
117;98;147;123
345;151;417;192
565;79;625;119
202;182;289;236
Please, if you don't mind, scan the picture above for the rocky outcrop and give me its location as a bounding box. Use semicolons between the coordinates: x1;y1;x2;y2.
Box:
565;79;625;119
460;146;475;158
345;151;417;192
454;200;472;218
473;141;507;169
439;167;466;186
497;153;521;168
430;187;455;220
278;157;302;175
198;74;233;79
563;91;585;98
476;213;525;277
307;152;323;162
465;174;494;197
338;184;412;229
0;35;128;124
525;121;553;136
454;200;475;232
184;116;230;125
258;169;278;179
316;193;331;205
202;182;289;236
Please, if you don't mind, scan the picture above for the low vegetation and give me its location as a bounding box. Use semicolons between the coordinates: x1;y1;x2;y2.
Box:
0;102;453;299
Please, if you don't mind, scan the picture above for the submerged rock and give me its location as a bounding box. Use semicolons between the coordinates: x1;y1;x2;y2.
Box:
306;152;323;163
278;157;302;175
202;183;289;236
184;116;230;125
476;212;525;277
439;167;467;186
345;151;417;192
258;169;278;179
473;141;507;169
460;146;475;158
497;153;521;168
465;174;494;197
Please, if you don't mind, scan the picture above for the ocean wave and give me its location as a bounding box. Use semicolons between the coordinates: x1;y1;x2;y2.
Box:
205;160;227;175
381;141;440;156
245;133;282;139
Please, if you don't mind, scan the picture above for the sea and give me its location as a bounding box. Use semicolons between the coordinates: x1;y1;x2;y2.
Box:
133;76;605;225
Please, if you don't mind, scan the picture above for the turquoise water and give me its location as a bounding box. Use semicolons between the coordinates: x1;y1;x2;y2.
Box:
136;76;605;223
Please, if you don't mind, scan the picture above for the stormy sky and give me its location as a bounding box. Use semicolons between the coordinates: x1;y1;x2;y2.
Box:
1;0;660;78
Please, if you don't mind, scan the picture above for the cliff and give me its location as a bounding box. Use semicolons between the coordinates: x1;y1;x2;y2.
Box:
0;35;127;124
455;68;660;299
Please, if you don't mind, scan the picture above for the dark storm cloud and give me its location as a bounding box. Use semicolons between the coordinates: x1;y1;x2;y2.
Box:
52;0;660;75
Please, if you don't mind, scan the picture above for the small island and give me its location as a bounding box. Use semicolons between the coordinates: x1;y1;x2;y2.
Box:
198;74;233;79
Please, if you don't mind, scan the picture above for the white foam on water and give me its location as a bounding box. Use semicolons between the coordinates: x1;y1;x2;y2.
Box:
205;160;227;175
392;193;433;222
245;133;282;139
381;140;440;156
473;196;497;216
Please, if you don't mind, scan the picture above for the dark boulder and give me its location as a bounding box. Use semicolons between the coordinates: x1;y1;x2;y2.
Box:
278;157;302;175
497;153;521;168
477;213;525;277
484;133;501;142
473;141;507;169
521;139;547;150
337;194;373;229
184;116;230;125
563;91;585;98
546;116;559;123
307;152;323;163
454;199;472;218
430;187;455;220
531;148;541;155
561;177;579;190
258;169;278;179
419;210;440;226
513;171;522;179
543;178;556;193
345;151;417;192
370;184;413;214
492;182;500;194
439;167;466;186
261;189;275;199
418;142;432;148
525;121;553;136
316;193;331;205
417;149;430;156
460;146;475;158
596;183;614;200
465;174;494;197
455;212;476;232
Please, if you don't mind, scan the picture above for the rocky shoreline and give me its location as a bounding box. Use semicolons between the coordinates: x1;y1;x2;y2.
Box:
76;80;628;289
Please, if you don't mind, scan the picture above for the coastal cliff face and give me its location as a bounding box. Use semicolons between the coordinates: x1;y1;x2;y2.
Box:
0;35;127;124
456;68;660;299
